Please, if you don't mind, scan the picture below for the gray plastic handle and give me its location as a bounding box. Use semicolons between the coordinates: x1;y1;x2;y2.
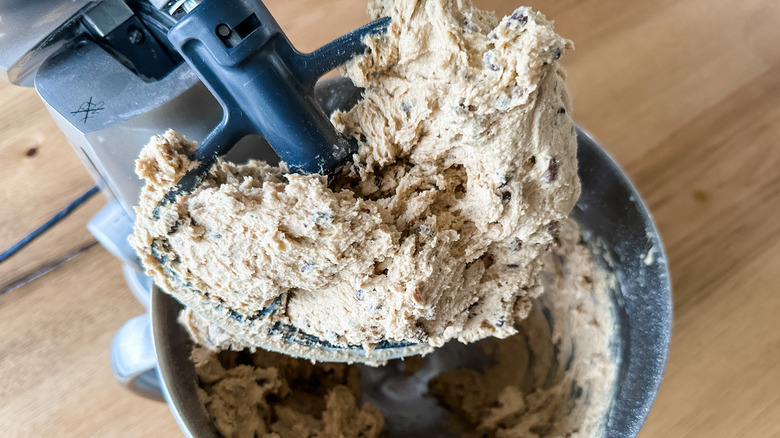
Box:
110;314;165;401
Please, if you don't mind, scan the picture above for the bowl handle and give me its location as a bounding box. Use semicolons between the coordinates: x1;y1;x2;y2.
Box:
111;314;165;401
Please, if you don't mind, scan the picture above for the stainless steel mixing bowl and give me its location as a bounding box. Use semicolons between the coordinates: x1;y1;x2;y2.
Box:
143;125;672;437
110;77;671;436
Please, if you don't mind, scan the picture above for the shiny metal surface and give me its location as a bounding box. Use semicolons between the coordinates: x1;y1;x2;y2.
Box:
0;0;95;84
168;0;201;15
149;0;171;8
81;0;133;37
148;128;672;437
572;129;672;437
35;40;219;218
111;314;165;401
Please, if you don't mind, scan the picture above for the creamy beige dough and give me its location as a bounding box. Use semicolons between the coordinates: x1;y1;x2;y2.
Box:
130;0;579;357
428;219;617;437
190;219;617;438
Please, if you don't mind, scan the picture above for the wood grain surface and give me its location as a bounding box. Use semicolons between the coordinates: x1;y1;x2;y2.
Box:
1;0;778;436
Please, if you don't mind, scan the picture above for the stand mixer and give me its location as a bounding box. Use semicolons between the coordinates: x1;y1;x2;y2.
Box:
1;0;394;332
1;3;674;435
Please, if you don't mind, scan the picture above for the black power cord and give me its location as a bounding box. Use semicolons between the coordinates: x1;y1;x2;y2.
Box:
0;185;100;264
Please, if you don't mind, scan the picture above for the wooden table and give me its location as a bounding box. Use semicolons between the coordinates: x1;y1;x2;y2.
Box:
1;0;778;436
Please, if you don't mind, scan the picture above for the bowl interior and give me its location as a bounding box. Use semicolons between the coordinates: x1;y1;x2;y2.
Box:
151;126;672;437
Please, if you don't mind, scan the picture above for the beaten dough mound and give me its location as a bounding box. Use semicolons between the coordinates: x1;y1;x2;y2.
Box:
131;0;579;354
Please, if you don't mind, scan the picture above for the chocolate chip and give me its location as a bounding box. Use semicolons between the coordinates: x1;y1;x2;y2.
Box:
510;11;528;25
498;173;513;188
483;254;495;269
501;191;512;203
495;318;506;328
483;52;500;71
547;221;561;245
524;155;536;171
547;221;560;237
462;16;478;32
25;147;38;157
416;224;432;235
545;157;559;182
570;382;584;399
495;95;510;110
557;106;566;115
355;289;364;301
311;211;333;226
506;264;520;269
400;101;412;112
551;47;562;60
507;238;523;251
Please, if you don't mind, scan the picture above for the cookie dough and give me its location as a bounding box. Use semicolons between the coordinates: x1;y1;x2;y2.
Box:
428;219;617;437
191;345;384;438
130;0;578;357
190;219;617;438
